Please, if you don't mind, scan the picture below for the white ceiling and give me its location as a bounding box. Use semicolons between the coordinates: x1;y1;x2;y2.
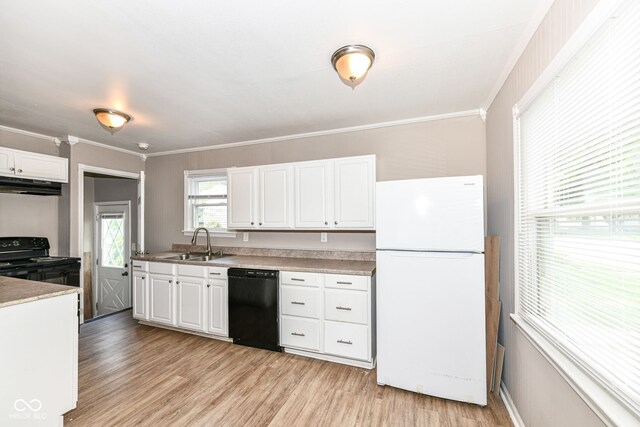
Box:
0;0;548;154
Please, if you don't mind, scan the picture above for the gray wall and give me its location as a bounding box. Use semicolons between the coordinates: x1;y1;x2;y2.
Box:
144;115;486;252
66;142;145;257
486;0;605;426
0;128;62;255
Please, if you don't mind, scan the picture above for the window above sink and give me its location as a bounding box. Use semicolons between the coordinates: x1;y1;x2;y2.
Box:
183;168;236;238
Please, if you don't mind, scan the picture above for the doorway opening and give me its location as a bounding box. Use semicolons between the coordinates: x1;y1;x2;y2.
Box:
82;171;142;321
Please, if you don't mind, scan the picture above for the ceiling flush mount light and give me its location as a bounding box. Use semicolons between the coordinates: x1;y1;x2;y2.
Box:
93;108;132;135
331;44;375;89
137;142;149;151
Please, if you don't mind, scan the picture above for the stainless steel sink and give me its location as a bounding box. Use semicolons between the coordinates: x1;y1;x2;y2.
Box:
161;253;222;262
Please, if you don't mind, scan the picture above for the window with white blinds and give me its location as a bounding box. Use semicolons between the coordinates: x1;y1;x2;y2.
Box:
514;0;640;413
184;169;228;232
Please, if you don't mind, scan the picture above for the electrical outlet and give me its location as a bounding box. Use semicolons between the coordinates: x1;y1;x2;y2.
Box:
320;232;327;243
243;232;249;242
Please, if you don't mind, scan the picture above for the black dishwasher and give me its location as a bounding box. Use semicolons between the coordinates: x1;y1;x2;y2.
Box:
228;268;281;352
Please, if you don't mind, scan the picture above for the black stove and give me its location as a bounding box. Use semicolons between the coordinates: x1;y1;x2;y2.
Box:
0;237;81;286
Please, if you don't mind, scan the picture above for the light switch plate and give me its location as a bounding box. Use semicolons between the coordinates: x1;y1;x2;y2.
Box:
320;232;327;243
243;232;249;242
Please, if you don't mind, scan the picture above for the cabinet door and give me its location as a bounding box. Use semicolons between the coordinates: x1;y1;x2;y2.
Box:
176;277;206;332
294;160;332;228
333;156;375;229
0;148;14;176
207;278;228;336
132;272;148;320
227;167;258;228
149;275;175;325
14;151;68;182
259;164;293;228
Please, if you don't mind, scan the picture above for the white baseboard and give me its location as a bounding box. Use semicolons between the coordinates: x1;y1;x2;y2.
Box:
500;383;525;427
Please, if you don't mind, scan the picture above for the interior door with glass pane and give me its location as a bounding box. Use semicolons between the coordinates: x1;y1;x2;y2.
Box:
95;202;131;316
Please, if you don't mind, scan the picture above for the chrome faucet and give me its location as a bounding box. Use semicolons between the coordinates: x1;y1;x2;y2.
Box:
191;227;212;256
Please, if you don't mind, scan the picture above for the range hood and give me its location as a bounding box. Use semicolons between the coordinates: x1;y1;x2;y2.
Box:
0;175;62;196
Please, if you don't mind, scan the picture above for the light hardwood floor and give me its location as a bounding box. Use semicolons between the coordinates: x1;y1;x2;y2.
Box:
65;311;513;427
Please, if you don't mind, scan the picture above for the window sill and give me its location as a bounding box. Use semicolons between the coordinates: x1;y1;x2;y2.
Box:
510;314;640;426
182;229;237;239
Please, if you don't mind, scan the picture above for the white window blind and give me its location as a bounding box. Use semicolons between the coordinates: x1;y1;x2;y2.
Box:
515;0;640;413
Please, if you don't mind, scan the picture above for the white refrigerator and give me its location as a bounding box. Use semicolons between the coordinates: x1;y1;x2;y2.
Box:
376;175;486;405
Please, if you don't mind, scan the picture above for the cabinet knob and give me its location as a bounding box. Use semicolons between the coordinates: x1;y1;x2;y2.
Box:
176;281;180;285
334;221;338;225
17;169;22;173
259;222;262;226
9;167;14;171
324;221;328;225
207;284;210;288
169;280;172;284
251;222;254;225
141;277;145;280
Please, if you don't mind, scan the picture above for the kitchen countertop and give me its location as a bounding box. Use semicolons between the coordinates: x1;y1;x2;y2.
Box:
0;276;82;309
132;252;376;276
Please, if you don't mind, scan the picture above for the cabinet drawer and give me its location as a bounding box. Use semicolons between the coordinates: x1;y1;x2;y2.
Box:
131;261;148;272
324;290;368;324
177;264;207;278
208;266;228;278
324;274;368;291
281;285;320;319
280;316;320;351
281;271;321;287
324;321;369;361
149;262;175;275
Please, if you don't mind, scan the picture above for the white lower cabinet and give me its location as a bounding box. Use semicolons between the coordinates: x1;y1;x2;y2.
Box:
279;270;376;368
177;277;206;332
132;272;148;320
133;262;228;338
324;321;369;361
280;316;320;351
149;274;175;325
207;278;228;336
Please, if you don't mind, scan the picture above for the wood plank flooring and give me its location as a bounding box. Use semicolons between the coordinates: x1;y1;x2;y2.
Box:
65;311;513;427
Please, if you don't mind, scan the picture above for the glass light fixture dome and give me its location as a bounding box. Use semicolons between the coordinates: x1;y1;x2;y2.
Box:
93;108;133;134
331;45;375;89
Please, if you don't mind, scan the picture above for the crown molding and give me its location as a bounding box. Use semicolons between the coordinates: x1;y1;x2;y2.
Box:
147;109;484;157
0;124;60;146
74;136;147;160
482;0;556;111
0;124;146;160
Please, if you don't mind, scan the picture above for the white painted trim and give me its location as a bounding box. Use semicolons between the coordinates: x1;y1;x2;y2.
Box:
77;163;142;324
483;0;557;111
284;348;376;370
147;109;484;157
513;0;625;116
499;384;526;427
511;314;640;427
0;124;60;144
138;320;232;342
75;136;147;160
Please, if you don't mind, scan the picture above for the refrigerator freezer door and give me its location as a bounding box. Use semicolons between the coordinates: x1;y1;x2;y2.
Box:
376;175;484;252
376;250;487;405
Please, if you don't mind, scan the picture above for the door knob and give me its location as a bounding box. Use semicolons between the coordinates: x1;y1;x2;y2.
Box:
121;271;129;276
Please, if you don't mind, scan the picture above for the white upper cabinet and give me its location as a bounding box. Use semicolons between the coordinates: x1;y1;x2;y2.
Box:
259;164;293;228
0;147;68;183
294;160;332;228
333;156;375;229
228;155;375;230
227;167;258;228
